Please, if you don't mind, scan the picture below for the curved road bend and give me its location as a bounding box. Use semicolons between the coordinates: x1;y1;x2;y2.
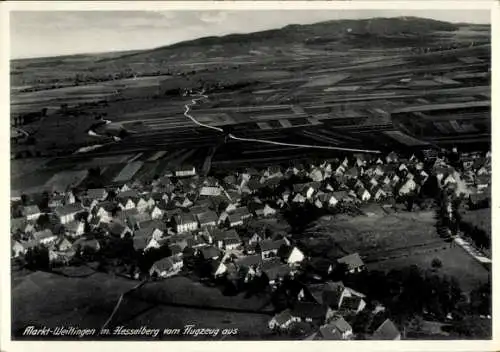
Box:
184;91;382;154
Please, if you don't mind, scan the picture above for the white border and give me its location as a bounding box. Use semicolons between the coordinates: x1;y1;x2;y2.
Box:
1;2;498;352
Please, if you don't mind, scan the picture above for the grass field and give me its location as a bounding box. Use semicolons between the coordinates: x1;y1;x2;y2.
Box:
12;270;274;340
461;208;491;239
366;245;490;292
305;210;440;256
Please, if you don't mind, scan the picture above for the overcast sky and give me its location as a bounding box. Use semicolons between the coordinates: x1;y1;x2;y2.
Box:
10;10;490;59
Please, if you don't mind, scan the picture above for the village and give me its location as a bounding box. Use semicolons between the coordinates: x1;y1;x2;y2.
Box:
10;147;491;340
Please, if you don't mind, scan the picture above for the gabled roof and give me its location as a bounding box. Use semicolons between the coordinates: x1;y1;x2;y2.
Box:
86;188;107;200
133;235;151;251
116;189;140;200
372;319;401;340
174;212;197;225
22;205;41;216
196;211;218;225
33;229;55;241
200;246;221;259
235;254;262;268
337;253;364;270
291;302;326;319
55;203;83;217
260;239;286;252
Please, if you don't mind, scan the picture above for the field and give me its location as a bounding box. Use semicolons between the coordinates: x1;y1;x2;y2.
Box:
366;246;490;292
461;208;491;239
12;270;273;340
303;210;443;259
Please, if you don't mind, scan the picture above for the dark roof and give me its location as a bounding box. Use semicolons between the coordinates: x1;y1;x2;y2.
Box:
33;229;55;241
174;212;197;225
330;316;352;333
96;201;116;213
196;211;218;225
86;188;107;200
272;309;293;325
133;235;151;251
169;244;182;255
11;218;27;233
116;189;140;201
200;246;220;259
152;257;174;272
22;205;41;216
372;319;401;340
262;263;291;281
107;221;128;236
291;302;327;320
337;253;364;270
260;239;286;252
340;295;364;311
235;254;262;268
55;203;83;217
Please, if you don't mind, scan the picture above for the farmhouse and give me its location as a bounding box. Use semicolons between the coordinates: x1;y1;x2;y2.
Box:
173;212;198;233
22;205;42;221
55;203;84;225
337;253;365;274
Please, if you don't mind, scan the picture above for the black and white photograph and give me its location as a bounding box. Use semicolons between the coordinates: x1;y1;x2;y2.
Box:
3;1;496;346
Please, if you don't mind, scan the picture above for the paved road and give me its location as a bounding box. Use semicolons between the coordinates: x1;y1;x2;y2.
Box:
184;91;382;154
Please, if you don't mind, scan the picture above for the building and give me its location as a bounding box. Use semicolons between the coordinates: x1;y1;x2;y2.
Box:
22;205;42;221
175;165;196;177
337;253;365;274
318;317;353;340
173;212;198;233
372;319;401;340
33;229;58;245
55;203;84;225
268;309;299;331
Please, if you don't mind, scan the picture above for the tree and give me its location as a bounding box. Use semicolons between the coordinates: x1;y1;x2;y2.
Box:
25;245;50;271
431;258;442;270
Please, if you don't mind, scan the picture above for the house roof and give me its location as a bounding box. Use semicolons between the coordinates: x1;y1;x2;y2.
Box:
318;324;343;340
107;221;128;236
11;218;27;233
262;262;291;280
96;201;117;213
330;316;352;333
197;211;218;225
340;295;364;311
372;319;401;340
272;309;293;325
200;246;220;259
116;190;140;201
169;244;182;255
133;235;151;251
228;213;244;224
152;257;174;272
337;253;364;270
33;229;55;241
174;212;197;225
86;188;107;200
55;203;83;217
22;205;41;216
235;254;262;268
260;239;286;252
291;302;326;319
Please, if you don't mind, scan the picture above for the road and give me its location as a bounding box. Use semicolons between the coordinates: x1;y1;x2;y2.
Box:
184;91;382;154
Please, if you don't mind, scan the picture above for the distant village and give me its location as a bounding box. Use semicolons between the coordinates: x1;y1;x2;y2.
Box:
11;148;491;340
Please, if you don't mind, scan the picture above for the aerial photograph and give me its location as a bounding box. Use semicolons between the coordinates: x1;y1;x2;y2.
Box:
9;9;491;341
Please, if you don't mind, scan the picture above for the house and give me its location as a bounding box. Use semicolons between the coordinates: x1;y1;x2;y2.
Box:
235;254;262;282
398;179;417;196
128;212;153;230
22;205;42;221
322;282;350;309
196;210;218;228
345;167;360;179
337;253;365;274
175;165;196;177
149;257;181;278
259;239;287;260
290;302;327;325
268;309;299;331
318;317;353;340
55;203;84;225
475;175;490;191
173;212;198;233
262;260;292;286
33;229;58;245
74;238;101;254
150;205;165;220
385;151;399;164
356;188;371;202
86;188;108;202
372;186;387;201
12;240;27;258
372;319;401;340
136;197;153;213
57;237;73;252
116;190;140;210
132;234;156;252
211;229;241;250
48;194;65;209
442;174;457;187
95;202;116;223
256;204;277;218
106;221;131;238
64;220;85;238
248;233;264;246
292;193;307;204
338;295;366;314
227;213;244;228
210;260;227;278
285;247;305;265
199;246;221;261
200;186;222;197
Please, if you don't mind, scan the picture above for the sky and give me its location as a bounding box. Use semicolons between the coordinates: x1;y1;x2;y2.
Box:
10;9;490;59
